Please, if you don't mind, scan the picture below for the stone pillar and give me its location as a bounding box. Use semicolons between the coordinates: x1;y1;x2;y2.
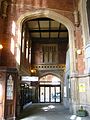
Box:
78;75;90;115
70;73;90;115
70;73;79;114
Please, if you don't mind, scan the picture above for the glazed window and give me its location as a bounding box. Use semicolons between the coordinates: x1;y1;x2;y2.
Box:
7;75;13;100
42;44;58;63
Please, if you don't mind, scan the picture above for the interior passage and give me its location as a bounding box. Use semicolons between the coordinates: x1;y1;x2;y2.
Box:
17;103;90;120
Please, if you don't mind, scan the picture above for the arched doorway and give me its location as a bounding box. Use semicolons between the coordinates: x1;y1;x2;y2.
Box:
39;74;61;103
20;17;68;104
16;9;75;73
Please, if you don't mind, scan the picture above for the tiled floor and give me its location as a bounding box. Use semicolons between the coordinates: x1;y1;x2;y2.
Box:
17;103;90;120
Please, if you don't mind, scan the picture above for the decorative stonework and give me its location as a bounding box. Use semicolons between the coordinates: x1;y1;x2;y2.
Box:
73;10;80;27
1;0;8;18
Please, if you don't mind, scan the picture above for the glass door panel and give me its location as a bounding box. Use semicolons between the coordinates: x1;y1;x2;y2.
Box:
56;87;60;102
40;86;61;103
51;87;55;102
40;87;44;102
45;87;49;102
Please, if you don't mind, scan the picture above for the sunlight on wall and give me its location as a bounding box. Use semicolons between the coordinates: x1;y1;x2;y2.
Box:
15;28;21;65
64;86;67;97
17;28;21;45
16;46;20;65
0;84;2;101
86;45;90;73
12;21;16;36
10;38;14;55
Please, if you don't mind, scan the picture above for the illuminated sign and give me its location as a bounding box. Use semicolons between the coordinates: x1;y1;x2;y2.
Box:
22;76;38;82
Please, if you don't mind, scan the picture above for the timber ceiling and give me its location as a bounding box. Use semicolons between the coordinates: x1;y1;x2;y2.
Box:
26;17;68;43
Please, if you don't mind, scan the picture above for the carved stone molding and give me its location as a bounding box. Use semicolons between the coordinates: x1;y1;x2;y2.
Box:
1;0;8;18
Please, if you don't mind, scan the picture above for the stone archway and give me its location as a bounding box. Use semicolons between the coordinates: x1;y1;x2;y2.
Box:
16;9;75;74
39;72;63;82
16;8;76;112
39;74;62;103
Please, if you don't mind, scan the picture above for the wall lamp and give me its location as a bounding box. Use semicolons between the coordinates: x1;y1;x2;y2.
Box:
0;44;3;50
31;69;37;74
76;49;82;55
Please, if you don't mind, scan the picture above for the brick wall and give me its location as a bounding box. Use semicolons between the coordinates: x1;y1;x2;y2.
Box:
0;0;85;73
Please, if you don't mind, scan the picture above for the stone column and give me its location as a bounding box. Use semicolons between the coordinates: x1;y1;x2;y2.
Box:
70;73;79;114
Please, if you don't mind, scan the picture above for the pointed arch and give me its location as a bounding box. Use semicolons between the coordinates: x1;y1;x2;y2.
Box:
39;72;63;83
16;9;75;73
